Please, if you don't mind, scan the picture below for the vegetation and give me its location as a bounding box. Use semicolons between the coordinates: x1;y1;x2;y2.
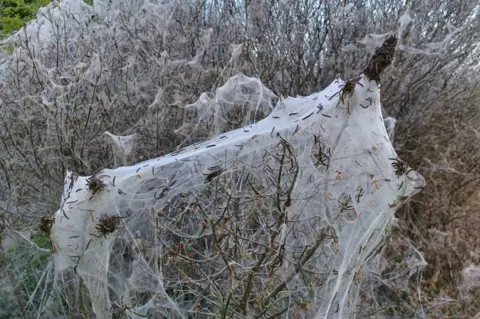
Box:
0;0;479;317
0;231;51;319
0;0;50;38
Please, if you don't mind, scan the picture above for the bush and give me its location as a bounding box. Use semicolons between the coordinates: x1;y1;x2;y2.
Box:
0;0;479;317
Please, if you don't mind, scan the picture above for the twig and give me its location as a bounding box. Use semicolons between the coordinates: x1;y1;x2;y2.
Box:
261;229;326;308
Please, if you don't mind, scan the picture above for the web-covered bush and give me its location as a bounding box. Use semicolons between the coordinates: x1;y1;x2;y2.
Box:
0;0;479;318
46;54;425;319
1;1;426;314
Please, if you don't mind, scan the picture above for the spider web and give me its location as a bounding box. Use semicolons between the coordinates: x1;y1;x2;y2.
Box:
0;1;425;317
44;73;424;318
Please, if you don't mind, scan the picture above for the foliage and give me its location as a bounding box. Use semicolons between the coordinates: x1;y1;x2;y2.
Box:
1;231;51;318
0;0;50;39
